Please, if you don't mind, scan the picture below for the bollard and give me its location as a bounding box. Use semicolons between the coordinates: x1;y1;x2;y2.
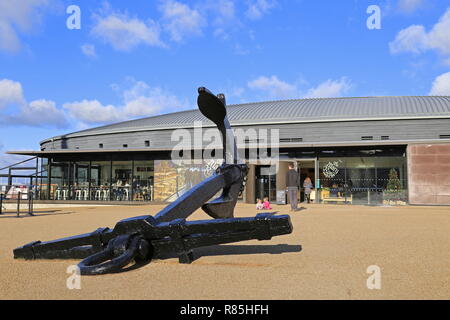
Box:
28;191;34;216
17;191;21;218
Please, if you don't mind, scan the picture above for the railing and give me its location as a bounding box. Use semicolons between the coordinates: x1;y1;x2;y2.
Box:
0;156;38;172
0;185;34;217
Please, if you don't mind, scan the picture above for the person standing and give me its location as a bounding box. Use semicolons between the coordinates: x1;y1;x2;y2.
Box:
286;163;300;211
303;176;313;204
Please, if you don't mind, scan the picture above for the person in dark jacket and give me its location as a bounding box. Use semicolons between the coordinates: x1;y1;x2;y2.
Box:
286;163;300;211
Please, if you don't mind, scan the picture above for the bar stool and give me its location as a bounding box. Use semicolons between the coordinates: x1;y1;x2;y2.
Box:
95;189;102;200
62;189;68;200
75;189;82;200
55;189;61;200
102;189;110;201
123;188;129;201
83;189;89;201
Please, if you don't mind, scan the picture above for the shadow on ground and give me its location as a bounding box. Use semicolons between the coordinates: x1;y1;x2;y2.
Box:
0;210;75;219
194;243;302;257
156;243;302;263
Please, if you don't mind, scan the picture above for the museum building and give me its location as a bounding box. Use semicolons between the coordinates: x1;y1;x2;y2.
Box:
7;96;450;206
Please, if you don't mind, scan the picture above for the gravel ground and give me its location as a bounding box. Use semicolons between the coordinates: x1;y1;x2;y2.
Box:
0;203;448;300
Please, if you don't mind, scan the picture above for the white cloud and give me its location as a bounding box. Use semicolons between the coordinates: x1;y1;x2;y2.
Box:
81;43;97;58
15;99;68;127
246;0;277;20
427;9;450;55
64;79;187;125
304;77;352;98
248;75;297;99
122;81;183;117
429;72;450;95
63;100;121;124
204;0;236;26
389;25;427;54
92;10;165;51
390;8;450;57
0;78;68;128
0;79;25;108
0;0;51;53
398;0;424;14
159;0;206;42
248;75;352;100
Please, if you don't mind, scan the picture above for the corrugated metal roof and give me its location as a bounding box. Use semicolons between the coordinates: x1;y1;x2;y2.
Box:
52;96;450;140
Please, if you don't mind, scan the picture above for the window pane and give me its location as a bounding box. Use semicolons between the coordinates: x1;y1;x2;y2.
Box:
133;160;154;201
50;161;70;200
91;161;111;201
112;161;132;201
73;162;89;200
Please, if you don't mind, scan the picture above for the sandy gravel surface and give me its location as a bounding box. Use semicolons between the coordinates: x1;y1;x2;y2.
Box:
0;203;448;300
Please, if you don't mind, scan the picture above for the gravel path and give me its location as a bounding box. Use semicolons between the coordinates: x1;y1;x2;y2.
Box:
0;203;448;299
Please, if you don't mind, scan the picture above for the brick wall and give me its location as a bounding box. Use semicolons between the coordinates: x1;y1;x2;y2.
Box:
408;144;450;205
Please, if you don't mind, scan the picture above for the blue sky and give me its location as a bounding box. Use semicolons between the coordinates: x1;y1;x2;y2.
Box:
1;0;450;166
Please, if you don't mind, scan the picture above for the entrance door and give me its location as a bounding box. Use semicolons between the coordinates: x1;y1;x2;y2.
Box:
255;165;276;202
297;160;316;203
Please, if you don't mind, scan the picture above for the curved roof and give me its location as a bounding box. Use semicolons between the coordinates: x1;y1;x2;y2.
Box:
45;96;450;142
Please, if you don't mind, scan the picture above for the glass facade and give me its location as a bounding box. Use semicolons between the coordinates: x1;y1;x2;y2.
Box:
318;156;408;205
275;146;409;205
41;156;156;202
36;146;408;205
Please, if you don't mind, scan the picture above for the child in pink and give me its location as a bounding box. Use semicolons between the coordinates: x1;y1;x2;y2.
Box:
262;197;272;210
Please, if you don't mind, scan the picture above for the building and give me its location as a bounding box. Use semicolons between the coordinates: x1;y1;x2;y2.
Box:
6;96;450;206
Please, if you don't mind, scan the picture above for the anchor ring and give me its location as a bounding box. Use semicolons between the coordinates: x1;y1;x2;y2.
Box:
78;234;147;275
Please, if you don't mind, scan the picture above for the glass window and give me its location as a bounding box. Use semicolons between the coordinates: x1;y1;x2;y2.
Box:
91;161;111;201
111;161;132;201
132;160;154;201
318;154;408;205
50;161;70;200
71;162;89;200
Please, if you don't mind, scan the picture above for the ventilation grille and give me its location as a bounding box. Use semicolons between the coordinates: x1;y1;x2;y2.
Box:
439;134;450;139
361;136;373;141
280;137;303;143
244;138;263;143
381;136;390;140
